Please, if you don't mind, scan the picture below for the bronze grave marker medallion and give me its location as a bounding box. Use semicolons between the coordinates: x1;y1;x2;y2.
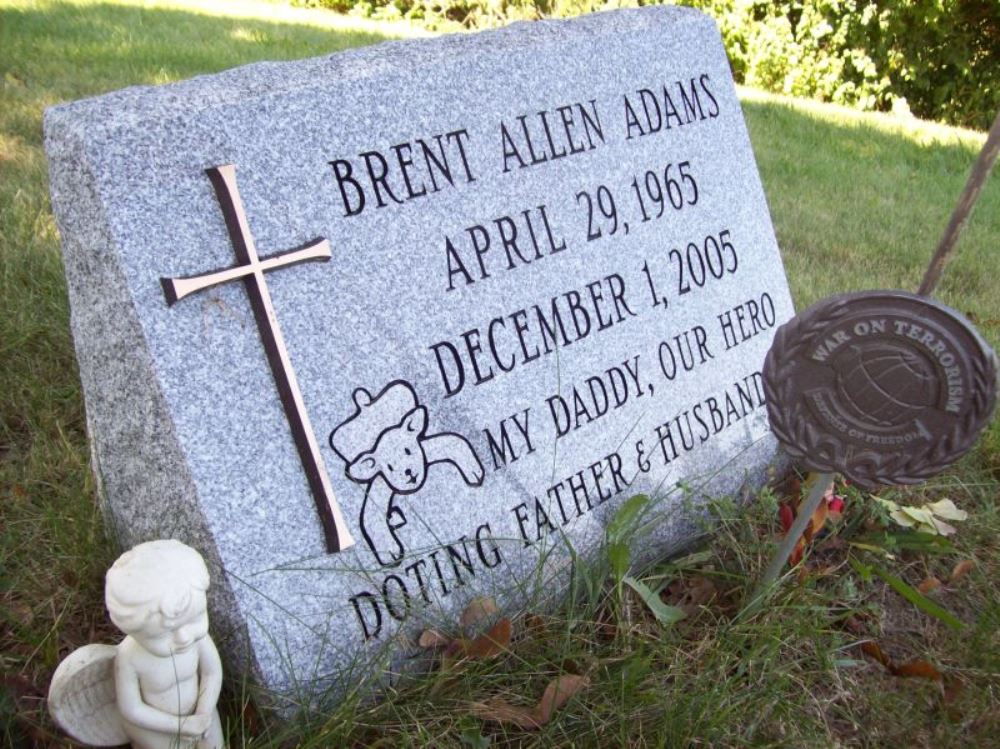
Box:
763;290;997;487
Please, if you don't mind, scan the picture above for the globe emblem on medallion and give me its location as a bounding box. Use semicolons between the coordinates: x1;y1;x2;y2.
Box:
762;290;998;487
832;342;938;428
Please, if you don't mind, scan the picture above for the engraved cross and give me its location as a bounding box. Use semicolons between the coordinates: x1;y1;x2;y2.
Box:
162;164;354;553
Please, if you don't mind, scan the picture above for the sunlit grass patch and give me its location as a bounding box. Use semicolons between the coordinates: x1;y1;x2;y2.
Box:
738;87;989;153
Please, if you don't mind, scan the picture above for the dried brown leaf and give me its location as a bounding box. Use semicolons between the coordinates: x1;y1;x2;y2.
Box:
418;629;450;649
443;638;464;657
461;597;499;629
861;641;943;682
463;617;511;659
440;638;467;669
918;577;943;595
534;674;590;724
861;640;892;668
470;674;590;730
891;660;943;681
949;560;975;584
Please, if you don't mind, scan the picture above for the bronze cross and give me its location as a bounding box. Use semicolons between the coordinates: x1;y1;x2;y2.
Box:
162;164;354;553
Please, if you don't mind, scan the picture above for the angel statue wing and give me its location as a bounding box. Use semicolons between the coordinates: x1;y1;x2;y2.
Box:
48;643;128;746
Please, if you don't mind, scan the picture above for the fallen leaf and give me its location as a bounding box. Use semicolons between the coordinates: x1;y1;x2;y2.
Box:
880;496;967;536
860;641;943;682
949;560;975;584
418;629;449;648
900;505;938;527
461;597;499;629
861;641;892;668
889;509;916;528
874;496;901;513
533;674;590;724
918;577;943;594
461;617;512;659
892;660;942;681
926;499;968;522
470;674;589;730
849;541;894;558
928;515;958;536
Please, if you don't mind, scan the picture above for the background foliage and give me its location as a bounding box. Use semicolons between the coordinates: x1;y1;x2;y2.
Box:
296;0;1000;131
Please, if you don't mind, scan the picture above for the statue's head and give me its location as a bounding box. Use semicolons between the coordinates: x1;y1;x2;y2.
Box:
105;539;210;656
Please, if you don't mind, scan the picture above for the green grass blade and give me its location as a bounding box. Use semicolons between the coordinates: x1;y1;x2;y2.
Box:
869;564;964;631
607;494;650;542
623;576;686;626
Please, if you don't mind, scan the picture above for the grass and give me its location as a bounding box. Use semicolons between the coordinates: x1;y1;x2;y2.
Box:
2;0;998;746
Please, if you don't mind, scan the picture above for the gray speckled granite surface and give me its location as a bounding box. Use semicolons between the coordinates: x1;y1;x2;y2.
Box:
45;6;794;706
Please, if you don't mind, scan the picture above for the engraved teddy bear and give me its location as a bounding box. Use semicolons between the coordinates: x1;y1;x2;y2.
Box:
329;380;484;567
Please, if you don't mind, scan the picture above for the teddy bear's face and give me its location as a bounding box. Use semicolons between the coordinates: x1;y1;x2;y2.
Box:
347;407;428;494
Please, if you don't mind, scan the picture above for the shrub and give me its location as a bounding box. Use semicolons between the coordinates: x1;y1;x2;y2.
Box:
294;0;999;130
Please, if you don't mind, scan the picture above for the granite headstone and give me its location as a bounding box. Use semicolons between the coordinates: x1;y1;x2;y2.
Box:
45;7;795;702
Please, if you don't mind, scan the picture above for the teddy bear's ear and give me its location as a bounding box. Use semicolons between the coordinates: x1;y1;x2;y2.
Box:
402;406;427;435
347;452;380;482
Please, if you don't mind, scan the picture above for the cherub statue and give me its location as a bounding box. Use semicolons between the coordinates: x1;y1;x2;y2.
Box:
48;539;225;749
